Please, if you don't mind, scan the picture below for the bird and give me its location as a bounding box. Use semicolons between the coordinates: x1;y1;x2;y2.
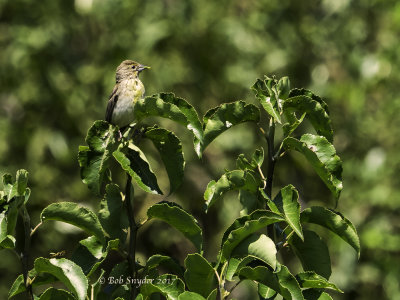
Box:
105;60;150;129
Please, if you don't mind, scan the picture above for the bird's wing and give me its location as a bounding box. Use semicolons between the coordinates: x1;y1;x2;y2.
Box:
105;85;118;123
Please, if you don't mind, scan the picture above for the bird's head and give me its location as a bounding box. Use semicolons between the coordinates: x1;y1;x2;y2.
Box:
115;60;150;82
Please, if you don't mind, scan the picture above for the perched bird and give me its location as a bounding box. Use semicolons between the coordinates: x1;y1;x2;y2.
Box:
105;60;150;128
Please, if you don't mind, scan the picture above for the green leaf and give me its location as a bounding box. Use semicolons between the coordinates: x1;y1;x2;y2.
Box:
38;288;76;300
289;230;331;279
78;121;118;195
113;143;162;194
15;169;28;196
225;256;256;281
239;189;261;216
134;92;203;157
91;269;106;300
232;233;277;269
276;265;304;300
0;234;15;249
258;283;277;299
204;170;260;212
283;95;333;142
296;271;343;292
273;185;303;240
8;274;25;299
2;173;17;201
288;88;329;115
98;184;128;241
221;210;284;263
301;206;360;257
251;77;281;123
184;254;217;297
283;134;343;198
178;292;206;300
144;127;185;194
70;236;119;276
238;266;282;297
34;257;88;300
206;289;218;300
41;202;105;244
8;271;58;298
277;77;291;100
236;148;264;171
0;210;14;249
145;255;184;279
2;197;27;242
147;201;203;252
202;100;260;152
303;290;333;300
140;274;185;300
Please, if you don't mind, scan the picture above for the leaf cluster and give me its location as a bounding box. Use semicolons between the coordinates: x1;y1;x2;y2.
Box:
1;76;360;300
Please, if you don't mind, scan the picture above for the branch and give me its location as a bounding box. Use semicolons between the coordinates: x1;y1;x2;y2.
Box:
21;206;34;300
265;119;276;199
125;174;138;300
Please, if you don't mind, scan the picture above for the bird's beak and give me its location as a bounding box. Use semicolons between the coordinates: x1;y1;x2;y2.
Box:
138;65;150;72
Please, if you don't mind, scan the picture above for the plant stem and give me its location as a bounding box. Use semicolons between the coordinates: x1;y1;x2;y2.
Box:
125;174;138;299
30;221;42;237
265;119;276;199
265;119;276;241
21;206;33;300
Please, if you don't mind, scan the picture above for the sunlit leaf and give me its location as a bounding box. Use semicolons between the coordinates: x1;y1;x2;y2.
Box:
231;233;277;269
288;88;329;115
251;77;281;123
296;271;343;292
144;127;185;194
113;143;162;194
289;230;331;279
41;202;105;244
178;292;206;300
258;283;277;299
202;100;260;152
38;288;75;300
220;210;284;263
184;253;217;297
301;206;360;257
283;134;343;198
147;201;203;252
140;274;185;300
239;266;301;299
134;92;203;157
283;95;333;142
276;265;304;300
34;258;88;300
273;185;303;240
15;169;28;196
204;169;260;212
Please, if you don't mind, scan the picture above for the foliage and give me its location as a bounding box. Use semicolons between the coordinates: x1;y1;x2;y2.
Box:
1;76;359;299
1;1;398;299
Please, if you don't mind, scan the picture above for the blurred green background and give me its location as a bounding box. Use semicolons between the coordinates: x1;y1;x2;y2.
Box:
1;0;399;299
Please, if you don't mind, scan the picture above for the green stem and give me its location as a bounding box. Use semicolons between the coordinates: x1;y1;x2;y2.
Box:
21;206;34;300
125;174;138;299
